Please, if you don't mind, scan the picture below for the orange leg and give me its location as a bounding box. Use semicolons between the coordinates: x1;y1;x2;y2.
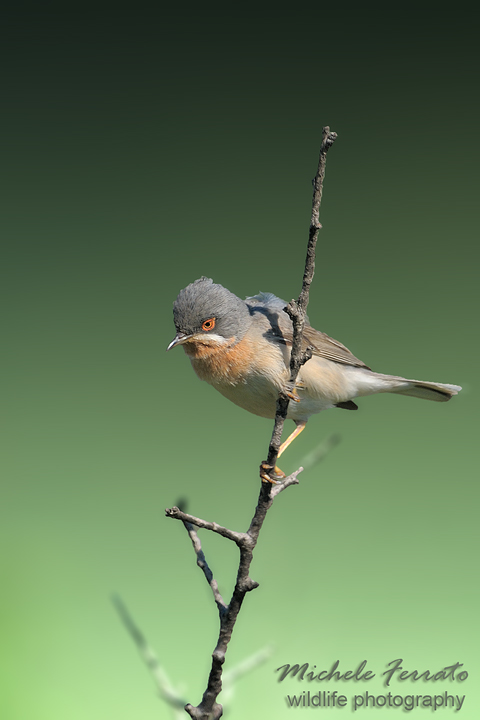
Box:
260;421;307;483
277;421;306;459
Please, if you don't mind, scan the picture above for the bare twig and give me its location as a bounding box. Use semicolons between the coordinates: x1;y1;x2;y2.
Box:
265;126;338;477
166;507;245;544
221;645;274;705
182;518;228;616
300;433;341;472
112;594;187;714
222;645;274;688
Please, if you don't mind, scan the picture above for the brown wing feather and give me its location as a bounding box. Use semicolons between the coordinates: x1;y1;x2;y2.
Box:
246;293;370;370
301;324;371;369
273;314;370;369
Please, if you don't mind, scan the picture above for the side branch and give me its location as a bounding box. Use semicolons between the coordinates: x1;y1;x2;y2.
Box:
165;506;246;545
182;519;228;616
112;594;187;712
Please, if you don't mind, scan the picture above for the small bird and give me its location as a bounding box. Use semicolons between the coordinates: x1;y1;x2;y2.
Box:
167;277;461;479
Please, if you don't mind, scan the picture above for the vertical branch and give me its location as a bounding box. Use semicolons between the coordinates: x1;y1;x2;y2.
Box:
265;126;337;476
119;128;338;719
178;127;337;718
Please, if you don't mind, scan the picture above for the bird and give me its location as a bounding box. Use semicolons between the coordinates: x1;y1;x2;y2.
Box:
167;277;461;481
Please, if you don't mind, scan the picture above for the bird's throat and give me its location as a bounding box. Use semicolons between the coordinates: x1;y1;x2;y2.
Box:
186;335;256;385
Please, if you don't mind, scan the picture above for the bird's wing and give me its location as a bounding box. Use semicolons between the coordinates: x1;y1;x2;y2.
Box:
246;292;370;370
301;324;370;369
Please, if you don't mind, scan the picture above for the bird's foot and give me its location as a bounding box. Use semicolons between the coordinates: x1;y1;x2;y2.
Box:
260;462;286;484
286;389;301;402
285;380;305;403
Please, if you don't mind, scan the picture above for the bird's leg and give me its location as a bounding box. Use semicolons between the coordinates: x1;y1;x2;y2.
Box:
277;421;306;458
260;421;307;483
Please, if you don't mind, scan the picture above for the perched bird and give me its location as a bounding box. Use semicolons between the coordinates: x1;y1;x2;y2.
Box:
167;277;461;479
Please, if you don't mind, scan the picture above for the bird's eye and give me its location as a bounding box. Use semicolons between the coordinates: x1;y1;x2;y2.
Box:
202;318;216;331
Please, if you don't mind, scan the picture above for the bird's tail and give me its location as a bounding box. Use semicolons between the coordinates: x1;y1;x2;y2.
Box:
372;373;462;402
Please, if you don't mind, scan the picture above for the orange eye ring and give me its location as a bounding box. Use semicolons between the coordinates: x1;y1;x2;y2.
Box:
202;318;216;331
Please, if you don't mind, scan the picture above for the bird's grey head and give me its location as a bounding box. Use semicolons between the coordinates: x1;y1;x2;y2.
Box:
167;277;251;351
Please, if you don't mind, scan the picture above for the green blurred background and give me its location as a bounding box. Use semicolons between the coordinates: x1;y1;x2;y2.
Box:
2;5;478;718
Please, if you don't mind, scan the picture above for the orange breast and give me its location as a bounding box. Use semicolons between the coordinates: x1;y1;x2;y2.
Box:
184;335;258;385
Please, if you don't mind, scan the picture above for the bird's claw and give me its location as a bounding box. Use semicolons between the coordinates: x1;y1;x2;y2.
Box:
286;388;301;403
260;462;286;484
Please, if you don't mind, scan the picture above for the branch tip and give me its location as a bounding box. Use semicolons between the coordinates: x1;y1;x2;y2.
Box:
269;466;303;497
322;126;338;149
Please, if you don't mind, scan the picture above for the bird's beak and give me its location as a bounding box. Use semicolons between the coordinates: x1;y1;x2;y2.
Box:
166;331;192;351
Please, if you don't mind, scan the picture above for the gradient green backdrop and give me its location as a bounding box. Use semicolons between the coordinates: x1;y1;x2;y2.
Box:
2;5;478;718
